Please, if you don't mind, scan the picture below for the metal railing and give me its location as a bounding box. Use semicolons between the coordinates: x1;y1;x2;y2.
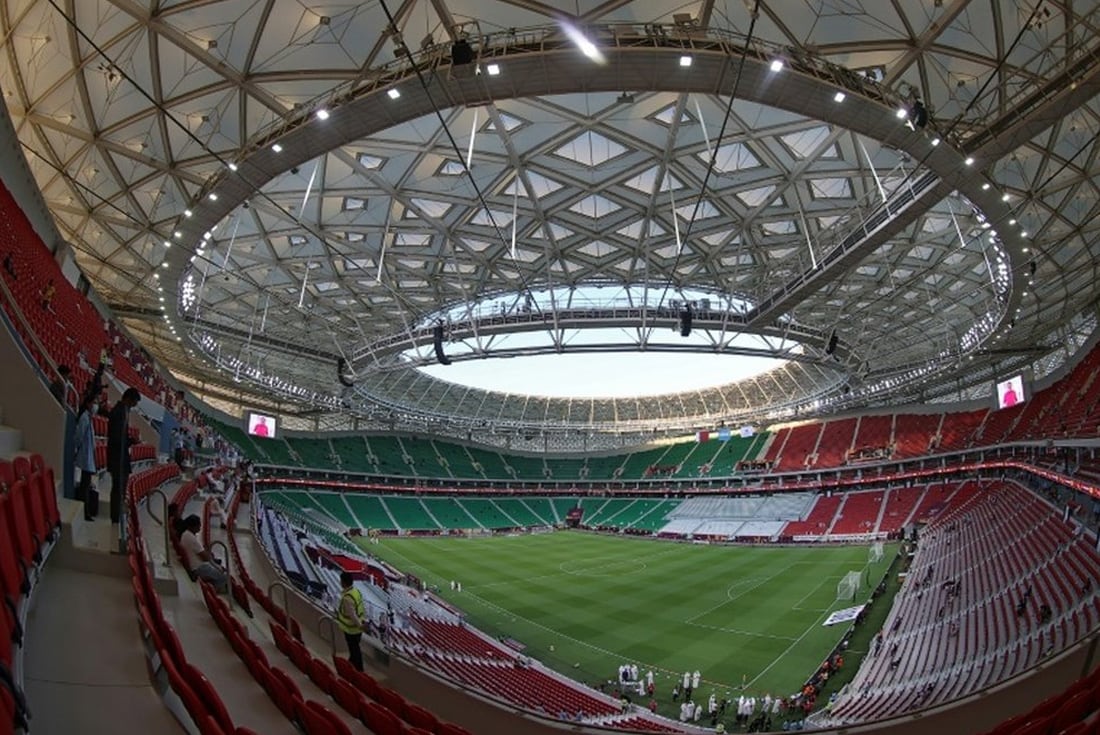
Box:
147;488;172;567
318;615;340;659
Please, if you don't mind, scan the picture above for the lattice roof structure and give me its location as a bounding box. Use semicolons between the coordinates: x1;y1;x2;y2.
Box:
1;1;1098;433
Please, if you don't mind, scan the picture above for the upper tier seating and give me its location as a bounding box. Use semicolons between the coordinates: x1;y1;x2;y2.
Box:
829;490;885;536
774;424;823;471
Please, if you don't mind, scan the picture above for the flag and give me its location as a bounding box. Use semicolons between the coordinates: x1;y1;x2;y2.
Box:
697;430;710;442
717;427;732;441
740;425;755;438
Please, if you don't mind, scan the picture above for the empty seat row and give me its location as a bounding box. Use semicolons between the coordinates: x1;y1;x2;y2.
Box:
0;453;61;735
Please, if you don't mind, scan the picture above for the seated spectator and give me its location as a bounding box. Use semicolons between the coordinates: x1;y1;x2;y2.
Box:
40;279;55;310
179;514;228;592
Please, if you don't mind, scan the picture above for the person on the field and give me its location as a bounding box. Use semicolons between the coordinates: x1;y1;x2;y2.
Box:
692;670;701;689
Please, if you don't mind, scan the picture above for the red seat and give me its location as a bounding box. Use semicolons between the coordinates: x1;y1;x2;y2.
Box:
330;679;365;720
363;701;403;735
1049;691;1094;733
301;700;354;735
9;458;29;483
437;723;474;735
267;666;303;721
35;466;60;531
0;461;13;491
1;481;36;565
180;663;235;735
405;702;440;733
377;686;408;719
0;497;27;598
287;639;312;673
308;657;337;696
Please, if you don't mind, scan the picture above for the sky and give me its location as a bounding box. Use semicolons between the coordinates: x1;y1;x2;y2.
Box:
418;351;785;398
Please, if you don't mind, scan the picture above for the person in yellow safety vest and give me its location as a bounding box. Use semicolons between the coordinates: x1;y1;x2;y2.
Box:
337;572;366;671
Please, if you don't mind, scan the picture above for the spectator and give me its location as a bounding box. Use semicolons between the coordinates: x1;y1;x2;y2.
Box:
73;392;99;521
167;502;186;540
39;279;55;310
106;387;141;524
336;571;366;672
179;514;228;592
49;365;76;409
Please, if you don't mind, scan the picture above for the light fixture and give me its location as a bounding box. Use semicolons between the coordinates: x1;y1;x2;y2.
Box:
895;107;907;119
981;183;990;190
833;91;845;103
183;209;192;218
930;137;940;146
680;55;692;67
486;63;500;76
964;156;975;166
1008;219;1016;225
769;59;783;72
173;231;182;238
387;88;401;100
271;143;283;153
228;162;238;171
208;193;218;201
316;108;330;121
1002;193;1010;201
161;262;169;269
1023;247;1030;252
1021;231;1028;237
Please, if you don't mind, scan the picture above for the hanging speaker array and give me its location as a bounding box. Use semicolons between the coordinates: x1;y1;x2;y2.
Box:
433;324;452;366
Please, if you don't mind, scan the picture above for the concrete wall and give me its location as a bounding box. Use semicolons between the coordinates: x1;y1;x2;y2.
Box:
0;310;65;473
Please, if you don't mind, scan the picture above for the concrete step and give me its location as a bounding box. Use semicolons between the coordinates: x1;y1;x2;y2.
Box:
0;423;23;457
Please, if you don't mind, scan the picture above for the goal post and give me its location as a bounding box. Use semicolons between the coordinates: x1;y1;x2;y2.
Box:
837;571;862;601
869;542;885;564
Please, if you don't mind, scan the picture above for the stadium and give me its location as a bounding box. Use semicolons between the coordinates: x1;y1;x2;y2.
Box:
0;1;1098;734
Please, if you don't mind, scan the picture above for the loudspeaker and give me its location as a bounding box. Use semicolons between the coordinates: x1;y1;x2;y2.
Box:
825;331;838;355
336;358;355;388
433;324;451;365
451;38;474;65
679;308;693;337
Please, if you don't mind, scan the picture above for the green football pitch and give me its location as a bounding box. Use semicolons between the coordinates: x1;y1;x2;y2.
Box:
356;531;893;714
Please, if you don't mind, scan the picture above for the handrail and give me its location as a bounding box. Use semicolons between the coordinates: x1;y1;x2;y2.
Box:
318;615;340;659
147;488;171;567
269;580;292;627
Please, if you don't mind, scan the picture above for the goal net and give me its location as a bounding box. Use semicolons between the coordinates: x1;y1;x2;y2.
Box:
837;571;863;601
869;542;885;564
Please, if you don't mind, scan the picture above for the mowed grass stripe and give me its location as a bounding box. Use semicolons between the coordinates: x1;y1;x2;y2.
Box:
361;531;886;710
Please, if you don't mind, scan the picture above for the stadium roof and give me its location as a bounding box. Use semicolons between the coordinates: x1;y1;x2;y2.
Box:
1;1;1098;432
